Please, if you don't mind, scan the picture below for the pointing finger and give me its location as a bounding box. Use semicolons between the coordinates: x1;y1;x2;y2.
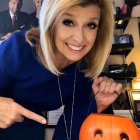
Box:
16;104;47;124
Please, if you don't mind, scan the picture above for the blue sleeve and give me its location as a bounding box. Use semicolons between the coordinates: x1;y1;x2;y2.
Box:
0;31;27;95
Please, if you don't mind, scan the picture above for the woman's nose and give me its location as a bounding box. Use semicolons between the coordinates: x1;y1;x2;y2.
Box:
73;28;85;44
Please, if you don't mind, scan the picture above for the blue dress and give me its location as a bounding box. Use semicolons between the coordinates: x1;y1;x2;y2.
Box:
0;31;113;140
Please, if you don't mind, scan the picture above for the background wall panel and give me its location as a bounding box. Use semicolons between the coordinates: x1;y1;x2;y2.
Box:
0;0;35;13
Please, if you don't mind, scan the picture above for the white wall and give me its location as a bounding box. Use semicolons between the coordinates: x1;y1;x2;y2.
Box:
125;18;140;77
113;0;125;8
0;0;35;13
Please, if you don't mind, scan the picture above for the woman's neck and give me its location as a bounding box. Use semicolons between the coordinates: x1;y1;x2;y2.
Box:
54;53;74;70
56;59;74;70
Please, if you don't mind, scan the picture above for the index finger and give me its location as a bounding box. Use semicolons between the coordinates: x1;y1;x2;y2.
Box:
16;104;47;124
93;77;103;87
92;77;103;94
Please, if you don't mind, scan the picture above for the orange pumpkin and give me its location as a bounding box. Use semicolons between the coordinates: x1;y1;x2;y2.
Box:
79;114;140;140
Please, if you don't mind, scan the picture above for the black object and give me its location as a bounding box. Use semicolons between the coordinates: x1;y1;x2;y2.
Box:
109;64;128;74
114;34;130;44
134;101;140;122
116;7;121;15
111;34;134;56
115;19;129;30
101;62;136;81
125;0;137;11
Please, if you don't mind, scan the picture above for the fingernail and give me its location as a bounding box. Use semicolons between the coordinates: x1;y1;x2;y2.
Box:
41;119;47;124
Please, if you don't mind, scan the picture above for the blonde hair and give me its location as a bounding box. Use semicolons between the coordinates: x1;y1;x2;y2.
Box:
26;0;114;78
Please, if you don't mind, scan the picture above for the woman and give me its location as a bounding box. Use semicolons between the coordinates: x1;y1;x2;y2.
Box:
30;0;43;27
0;0;122;140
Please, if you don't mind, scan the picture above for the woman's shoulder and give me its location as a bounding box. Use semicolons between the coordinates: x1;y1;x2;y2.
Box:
10;31;27;43
0;31;34;77
0;31;31;51
0;31;33;59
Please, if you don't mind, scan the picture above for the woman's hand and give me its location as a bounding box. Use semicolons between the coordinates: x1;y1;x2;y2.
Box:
1;32;13;40
0;97;47;129
92;76;122;113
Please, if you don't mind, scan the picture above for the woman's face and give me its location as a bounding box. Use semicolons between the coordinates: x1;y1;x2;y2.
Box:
34;0;42;10
54;4;100;67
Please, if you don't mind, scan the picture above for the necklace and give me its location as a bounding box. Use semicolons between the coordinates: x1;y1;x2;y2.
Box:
57;66;77;140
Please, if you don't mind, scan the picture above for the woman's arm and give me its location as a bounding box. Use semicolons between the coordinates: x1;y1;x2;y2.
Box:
0;33;46;129
0;97;46;128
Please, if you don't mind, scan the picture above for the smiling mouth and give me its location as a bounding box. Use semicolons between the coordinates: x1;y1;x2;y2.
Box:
66;43;85;51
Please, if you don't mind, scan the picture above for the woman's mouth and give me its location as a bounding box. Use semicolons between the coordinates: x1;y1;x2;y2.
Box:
66;43;85;51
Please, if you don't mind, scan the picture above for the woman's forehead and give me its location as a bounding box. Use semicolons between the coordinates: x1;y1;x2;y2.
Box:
62;4;101;19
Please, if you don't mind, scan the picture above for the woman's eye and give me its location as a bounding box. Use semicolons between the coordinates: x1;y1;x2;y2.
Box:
88;23;97;29
63;19;73;27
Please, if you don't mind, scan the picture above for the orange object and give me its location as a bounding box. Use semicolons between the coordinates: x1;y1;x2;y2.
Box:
79;114;140;140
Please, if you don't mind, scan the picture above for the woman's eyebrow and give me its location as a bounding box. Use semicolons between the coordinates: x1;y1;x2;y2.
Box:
62;13;73;17
62;13;100;20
